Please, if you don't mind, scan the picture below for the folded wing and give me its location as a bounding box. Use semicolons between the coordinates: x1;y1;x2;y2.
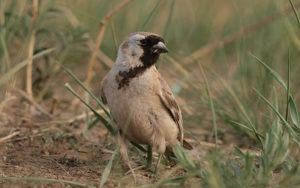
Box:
157;74;183;145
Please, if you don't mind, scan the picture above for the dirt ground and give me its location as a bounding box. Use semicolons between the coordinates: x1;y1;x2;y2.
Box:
0;95;193;187
0;94;110;187
0;90;251;187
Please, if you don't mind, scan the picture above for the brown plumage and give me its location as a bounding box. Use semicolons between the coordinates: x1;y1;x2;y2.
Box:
100;32;192;178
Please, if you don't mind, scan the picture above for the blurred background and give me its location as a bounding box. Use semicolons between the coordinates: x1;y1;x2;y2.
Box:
0;0;300;187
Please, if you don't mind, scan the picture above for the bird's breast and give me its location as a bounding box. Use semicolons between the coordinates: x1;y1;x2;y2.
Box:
103;67;178;146
105;68;157;116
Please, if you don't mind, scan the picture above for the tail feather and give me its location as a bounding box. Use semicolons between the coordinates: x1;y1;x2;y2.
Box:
183;139;193;150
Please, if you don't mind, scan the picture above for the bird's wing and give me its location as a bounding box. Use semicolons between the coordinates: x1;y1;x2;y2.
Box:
100;77;108;105
157;74;183;145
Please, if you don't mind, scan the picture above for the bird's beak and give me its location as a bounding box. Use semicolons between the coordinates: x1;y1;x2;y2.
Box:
153;41;169;54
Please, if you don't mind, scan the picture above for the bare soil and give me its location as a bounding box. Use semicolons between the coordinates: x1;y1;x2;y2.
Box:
0;92;250;187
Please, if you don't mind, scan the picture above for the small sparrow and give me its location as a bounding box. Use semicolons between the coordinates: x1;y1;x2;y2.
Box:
100;32;191;177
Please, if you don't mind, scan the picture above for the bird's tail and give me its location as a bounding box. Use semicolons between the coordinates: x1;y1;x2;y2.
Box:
183;139;193;150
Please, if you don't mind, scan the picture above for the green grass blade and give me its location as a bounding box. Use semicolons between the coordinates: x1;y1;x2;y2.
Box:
289;96;300;128
273;87;284;136
250;53;287;90
272;87;281;130
131;141;146;153
199;64;218;150
88;117;100;129
0;34;11;74
289;0;300;28
230;121;264;139
62;66;111;118
254;88;286;125
285;49;291;121
242;152;255;184
65;83;116;135
0;48;55;87
141;0;161;30
273;87;279;111
109;20;118;56
99;150;116;188
163;0;176;38
254;88;298;141
234;147;246;158
172;144;200;177
0;177;87;187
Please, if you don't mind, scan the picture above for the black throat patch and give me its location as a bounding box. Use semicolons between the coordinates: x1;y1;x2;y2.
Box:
117;35;165;89
139;35;164;67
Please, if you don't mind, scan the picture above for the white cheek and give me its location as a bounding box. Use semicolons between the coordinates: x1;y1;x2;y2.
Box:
129;43;143;58
127;34;146;58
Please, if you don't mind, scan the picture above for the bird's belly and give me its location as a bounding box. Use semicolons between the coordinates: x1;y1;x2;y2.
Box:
107;90;178;147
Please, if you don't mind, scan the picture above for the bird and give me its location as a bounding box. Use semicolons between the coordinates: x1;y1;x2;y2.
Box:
100;32;192;177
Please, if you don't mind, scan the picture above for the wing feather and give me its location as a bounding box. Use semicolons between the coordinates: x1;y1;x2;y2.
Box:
100;77;108;105
157;74;183;145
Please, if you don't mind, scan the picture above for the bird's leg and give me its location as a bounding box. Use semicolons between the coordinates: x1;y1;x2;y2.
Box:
117;132;136;182
165;147;176;167
146;145;152;169
154;153;163;175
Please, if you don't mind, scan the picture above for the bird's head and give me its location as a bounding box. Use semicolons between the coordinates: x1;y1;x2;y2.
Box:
116;32;168;68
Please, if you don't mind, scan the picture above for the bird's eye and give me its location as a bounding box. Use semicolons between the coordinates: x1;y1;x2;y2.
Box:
139;40;147;46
